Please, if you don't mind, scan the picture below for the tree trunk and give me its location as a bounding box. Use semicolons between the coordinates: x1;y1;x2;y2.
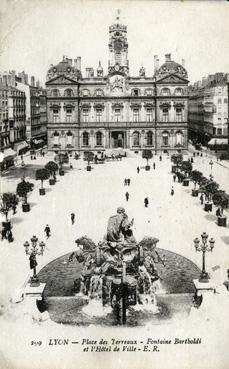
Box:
5;211;8;221
24;194;27;204
41;180;43;189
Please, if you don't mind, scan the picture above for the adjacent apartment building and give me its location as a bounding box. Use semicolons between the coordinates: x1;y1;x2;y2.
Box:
188;73;229;147
46;14;189;153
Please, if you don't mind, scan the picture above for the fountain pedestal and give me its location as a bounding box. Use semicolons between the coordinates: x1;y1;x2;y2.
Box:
193;279;215;294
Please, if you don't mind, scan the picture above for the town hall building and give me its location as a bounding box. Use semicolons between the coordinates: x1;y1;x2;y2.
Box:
46;13;189;154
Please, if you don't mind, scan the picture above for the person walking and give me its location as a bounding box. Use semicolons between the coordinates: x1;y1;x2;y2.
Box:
159;155;162;161
144;197;149;208
127;178;131;186
137;166;140;174
7;229;14;243
200;194;204;205
124;178;127;186
125;192;129;202
71;213;75;225
44;224;51;238
1;228;7;241
153;162;156;170
173;174;176;183
171;187;174;196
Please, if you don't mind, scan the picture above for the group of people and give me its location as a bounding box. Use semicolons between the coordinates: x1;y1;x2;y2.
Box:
1;225;14;243
124;178;131;186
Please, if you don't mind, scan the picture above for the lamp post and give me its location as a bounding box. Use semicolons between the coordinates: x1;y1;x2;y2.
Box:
194;232;215;283
24;235;45;286
209;159;213;174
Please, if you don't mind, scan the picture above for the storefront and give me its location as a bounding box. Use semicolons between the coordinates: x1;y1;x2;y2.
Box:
0;148;17;171
14;141;29;155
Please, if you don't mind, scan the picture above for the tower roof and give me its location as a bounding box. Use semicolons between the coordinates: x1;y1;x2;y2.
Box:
109;10;127;33
155;54;188;80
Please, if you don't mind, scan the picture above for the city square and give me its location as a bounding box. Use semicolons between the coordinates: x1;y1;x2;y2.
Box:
0;1;229;369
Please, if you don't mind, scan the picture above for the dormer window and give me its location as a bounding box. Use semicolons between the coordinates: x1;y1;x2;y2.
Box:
132;89;139;96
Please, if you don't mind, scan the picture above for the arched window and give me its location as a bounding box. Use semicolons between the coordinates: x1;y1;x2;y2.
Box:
95;89;103;97
175;131;184;145
52;89;60;97
66;131;73;145
174;88;183;96
64;89;73;97
82;132;89;146
53;131;60;145
161;88;170;96
96;131;103;146
82;89;90;97
133;131;140;146
146;131;153;146
162;131;169;146
132;89;140;96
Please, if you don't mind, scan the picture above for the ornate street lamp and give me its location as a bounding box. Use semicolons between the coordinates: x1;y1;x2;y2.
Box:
194;232;215;283
209;160;214;174
24;235;45;286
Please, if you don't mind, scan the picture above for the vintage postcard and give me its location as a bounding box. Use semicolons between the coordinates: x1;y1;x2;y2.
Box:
0;1;229;369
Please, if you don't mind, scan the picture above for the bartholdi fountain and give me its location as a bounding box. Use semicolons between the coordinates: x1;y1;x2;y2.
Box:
68;207;165;324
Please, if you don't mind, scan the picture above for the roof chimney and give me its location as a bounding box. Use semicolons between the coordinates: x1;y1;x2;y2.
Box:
154;55;159;73
31;76;35;87
165;54;171;62
76;57;81;71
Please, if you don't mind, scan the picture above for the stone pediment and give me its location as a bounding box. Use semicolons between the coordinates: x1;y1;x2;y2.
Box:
156;73;188;84
46;75;78;85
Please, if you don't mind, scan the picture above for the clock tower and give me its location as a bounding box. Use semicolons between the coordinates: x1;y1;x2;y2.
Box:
108;10;129;76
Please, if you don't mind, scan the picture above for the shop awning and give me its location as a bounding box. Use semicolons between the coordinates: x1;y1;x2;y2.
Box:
33;139;44;145
14;141;29;153
208;138;228;146
2;148;17;161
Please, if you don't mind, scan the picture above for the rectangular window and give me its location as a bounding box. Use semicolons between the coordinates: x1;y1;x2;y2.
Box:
96;108;102;123
224;98;228;103
213;127;216;135
176;108;182;122
53;109;59;123
66;108;72;123
218;98;222;104
83;109;89;123
146;108;153;122
114;108;121;122
162;108;169;122
162;135;168;146
133;109;139;122
217;128;222;135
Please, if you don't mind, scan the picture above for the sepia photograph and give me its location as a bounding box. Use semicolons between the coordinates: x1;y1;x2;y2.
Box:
0;1;229;368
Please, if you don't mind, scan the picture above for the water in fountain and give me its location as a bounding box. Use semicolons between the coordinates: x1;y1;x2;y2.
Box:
82;274;112;317
134;266;161;313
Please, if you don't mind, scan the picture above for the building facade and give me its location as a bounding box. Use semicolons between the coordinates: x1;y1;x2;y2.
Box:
188;73;229;146
0;85;26;151
46;15;189;153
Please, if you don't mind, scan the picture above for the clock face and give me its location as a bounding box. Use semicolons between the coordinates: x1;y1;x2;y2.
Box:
115;64;120;71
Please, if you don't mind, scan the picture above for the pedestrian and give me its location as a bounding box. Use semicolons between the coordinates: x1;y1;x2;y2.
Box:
125;192;129;202
71;213;75;224
127;178;131;186
44;224;51;238
124;178;127;186
200;194;204;205
137;166;140;174
216;208;221;217
159;155;162;161
7;230;14;243
12;204;17;215
171;187;174;196
70;163;73;169
144;197;149;208
153;162;156;170
1;228;7;241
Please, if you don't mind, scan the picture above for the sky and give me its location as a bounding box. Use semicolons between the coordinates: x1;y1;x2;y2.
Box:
0;0;229;86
